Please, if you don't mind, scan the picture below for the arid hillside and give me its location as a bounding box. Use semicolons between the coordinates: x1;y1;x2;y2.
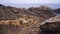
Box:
39;16;60;34
0;4;56;34
0;4;55;20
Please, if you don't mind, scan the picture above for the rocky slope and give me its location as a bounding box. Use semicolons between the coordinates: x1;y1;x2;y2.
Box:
0;4;56;34
0;4;55;20
39;16;60;34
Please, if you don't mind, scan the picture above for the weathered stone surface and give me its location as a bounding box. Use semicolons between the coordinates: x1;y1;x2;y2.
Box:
0;4;59;34
40;21;60;32
0;4;55;20
39;16;60;34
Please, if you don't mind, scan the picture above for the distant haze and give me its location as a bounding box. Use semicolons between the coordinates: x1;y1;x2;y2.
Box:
0;3;60;9
0;0;60;9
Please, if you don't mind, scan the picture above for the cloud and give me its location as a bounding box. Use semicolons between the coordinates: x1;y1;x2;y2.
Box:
0;0;60;4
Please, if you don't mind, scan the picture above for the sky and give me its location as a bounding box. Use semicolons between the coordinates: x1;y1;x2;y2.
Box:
0;0;60;4
0;0;60;9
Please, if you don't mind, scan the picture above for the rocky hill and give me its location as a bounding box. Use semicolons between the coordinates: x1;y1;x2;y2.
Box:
0;4;55;20
0;4;56;34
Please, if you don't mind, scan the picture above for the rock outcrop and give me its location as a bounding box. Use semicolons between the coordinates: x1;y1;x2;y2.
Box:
0;4;55;20
0;4;57;34
39;16;60;34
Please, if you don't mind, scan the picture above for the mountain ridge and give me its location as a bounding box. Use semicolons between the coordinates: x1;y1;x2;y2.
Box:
0;4;59;34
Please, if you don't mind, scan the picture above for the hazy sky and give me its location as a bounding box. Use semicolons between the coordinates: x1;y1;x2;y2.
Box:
0;0;60;4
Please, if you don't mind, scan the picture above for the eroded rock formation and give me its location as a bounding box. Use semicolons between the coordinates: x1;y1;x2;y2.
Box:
39;16;60;34
0;4;57;34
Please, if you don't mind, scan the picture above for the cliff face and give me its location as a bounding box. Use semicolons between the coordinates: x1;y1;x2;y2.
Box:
0;4;56;34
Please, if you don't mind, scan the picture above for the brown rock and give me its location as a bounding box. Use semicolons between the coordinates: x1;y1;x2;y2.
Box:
0;4;57;34
39;16;60;34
